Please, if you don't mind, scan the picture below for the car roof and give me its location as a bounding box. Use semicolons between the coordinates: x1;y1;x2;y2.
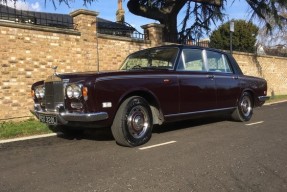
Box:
140;45;229;55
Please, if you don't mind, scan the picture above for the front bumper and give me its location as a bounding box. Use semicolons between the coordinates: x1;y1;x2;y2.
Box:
30;105;108;125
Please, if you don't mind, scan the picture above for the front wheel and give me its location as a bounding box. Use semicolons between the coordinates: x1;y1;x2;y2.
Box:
111;96;153;147
232;92;253;122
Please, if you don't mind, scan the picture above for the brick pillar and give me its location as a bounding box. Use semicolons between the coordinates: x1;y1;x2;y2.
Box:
70;9;99;41
70;9;99;71
141;23;165;46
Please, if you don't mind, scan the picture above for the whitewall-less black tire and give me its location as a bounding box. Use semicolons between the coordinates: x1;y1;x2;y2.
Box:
111;96;153;147
232;92;253;122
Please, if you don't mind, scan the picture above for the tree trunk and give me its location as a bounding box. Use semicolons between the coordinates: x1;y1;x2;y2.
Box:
127;0;186;43
159;14;178;43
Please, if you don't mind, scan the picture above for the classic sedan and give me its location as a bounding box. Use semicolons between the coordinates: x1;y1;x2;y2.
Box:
31;45;269;147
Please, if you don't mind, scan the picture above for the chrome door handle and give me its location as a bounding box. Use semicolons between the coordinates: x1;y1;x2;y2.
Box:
207;75;214;79
163;79;171;84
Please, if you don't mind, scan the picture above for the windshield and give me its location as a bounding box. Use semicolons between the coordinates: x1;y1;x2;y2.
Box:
120;47;179;70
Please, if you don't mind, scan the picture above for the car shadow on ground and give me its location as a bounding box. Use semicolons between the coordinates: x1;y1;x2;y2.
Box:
57;115;230;142
153;115;229;134
57;128;114;141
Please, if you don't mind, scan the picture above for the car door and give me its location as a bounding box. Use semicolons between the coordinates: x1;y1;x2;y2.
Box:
177;48;217;113
205;50;240;108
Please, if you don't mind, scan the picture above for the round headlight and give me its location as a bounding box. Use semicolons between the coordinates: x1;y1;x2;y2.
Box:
35;88;40;98
66;86;73;98
39;87;45;98
73;85;82;99
66;84;82;99
35;87;45;99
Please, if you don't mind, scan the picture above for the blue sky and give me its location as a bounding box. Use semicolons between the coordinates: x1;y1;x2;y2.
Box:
2;0;254;34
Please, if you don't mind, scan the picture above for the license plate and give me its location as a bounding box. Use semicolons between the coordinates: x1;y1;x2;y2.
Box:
39;114;57;125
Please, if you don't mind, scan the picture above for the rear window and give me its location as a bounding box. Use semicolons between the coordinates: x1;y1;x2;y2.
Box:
206;51;232;73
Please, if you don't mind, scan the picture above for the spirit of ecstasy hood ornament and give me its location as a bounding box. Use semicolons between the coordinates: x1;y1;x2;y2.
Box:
46;66;61;82
52;66;58;76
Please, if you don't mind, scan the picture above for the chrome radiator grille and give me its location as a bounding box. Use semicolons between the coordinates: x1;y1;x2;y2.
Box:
44;81;64;111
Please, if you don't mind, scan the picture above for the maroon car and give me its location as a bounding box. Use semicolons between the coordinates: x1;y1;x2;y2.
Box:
31;45;269;147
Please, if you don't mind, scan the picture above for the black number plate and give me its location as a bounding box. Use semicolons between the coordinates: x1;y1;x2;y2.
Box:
39;114;57;125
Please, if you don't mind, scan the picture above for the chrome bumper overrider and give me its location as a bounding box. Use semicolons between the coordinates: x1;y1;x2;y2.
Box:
258;96;270;102
30;105;108;125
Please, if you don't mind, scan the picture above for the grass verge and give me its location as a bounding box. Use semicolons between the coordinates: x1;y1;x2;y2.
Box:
0;118;51;140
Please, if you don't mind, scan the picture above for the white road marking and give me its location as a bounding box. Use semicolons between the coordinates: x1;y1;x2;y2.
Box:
245;121;264;126
139;141;177;150
0;133;59;144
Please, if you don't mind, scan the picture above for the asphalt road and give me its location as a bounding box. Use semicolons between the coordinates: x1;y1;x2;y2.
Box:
1;102;287;192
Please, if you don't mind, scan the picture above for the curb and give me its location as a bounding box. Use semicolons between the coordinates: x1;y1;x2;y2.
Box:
0;133;59;144
264;100;287;106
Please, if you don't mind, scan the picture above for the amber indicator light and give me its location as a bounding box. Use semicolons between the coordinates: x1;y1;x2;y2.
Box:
31;90;35;98
82;87;88;97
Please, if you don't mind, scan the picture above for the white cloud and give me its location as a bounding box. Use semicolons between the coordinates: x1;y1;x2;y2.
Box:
1;0;41;11
30;2;41;11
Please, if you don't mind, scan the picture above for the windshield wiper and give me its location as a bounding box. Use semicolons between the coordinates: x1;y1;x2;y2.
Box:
129;66;171;71
142;66;170;70
131;65;142;70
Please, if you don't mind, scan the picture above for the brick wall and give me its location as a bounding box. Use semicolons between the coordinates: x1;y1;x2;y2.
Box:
0;9;286;121
233;52;287;95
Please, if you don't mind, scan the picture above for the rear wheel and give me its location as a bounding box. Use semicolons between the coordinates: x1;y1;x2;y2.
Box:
232;92;253;122
111;96;153;147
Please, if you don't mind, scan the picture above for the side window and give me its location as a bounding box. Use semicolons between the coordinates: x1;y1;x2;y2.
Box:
177;49;206;71
206;51;232;73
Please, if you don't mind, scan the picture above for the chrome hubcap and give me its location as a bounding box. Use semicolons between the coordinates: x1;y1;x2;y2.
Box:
240;96;252;117
127;106;150;139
